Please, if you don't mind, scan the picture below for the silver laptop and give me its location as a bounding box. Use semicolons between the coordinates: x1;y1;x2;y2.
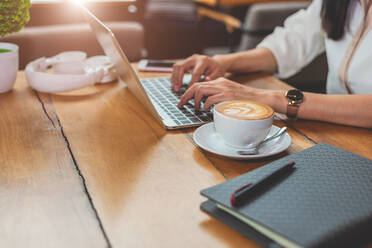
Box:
80;5;212;129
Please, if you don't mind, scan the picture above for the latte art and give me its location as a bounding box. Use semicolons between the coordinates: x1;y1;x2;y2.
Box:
216;101;274;120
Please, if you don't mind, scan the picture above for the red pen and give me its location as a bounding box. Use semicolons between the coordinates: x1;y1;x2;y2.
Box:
230;161;295;207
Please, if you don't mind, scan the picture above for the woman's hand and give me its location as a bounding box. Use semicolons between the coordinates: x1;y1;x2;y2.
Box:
177;77;281;111
170;54;228;92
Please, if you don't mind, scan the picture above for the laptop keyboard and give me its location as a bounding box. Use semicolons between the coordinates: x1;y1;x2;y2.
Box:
140;77;212;126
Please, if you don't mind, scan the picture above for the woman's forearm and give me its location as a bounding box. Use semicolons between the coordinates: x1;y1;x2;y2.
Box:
213;47;278;74
206;48;372;128
267;91;372;128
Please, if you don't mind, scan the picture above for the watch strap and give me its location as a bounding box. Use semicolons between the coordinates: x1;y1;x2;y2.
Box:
285;89;303;120
286;102;299;119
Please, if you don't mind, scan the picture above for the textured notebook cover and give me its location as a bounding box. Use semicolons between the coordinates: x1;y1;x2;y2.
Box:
201;143;372;248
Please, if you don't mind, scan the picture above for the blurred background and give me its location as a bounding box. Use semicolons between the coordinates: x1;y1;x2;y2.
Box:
0;0;327;92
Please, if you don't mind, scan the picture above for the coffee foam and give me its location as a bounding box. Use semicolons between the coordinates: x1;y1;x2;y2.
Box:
216;100;274;120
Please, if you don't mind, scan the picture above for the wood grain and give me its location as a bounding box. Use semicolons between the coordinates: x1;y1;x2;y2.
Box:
0;73;107;247
44;74;259;247
17;62;371;248
287;120;372;159
185;120;316;179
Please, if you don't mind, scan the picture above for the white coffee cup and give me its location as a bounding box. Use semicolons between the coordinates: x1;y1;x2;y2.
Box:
0;42;19;93
214;100;274;149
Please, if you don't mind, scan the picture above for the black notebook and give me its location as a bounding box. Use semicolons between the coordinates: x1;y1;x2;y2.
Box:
201;143;372;248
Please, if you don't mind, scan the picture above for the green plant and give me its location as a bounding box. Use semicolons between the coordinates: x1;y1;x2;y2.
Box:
0;0;31;37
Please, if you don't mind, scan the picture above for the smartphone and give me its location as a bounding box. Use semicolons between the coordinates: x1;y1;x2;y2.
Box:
138;59;174;72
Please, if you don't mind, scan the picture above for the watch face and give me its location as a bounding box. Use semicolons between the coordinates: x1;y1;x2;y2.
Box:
286;89;304;102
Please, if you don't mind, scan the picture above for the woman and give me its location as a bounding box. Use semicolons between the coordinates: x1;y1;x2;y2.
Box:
171;0;372;128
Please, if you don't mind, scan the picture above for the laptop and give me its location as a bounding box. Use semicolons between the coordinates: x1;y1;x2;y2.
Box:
80;5;212;129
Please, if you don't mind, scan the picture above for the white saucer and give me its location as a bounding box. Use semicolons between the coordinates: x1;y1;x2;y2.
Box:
193;123;291;160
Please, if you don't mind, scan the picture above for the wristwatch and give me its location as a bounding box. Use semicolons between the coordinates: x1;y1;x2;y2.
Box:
285;89;304;119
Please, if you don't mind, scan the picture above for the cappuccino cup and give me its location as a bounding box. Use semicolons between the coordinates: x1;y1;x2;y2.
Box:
214;100;274;149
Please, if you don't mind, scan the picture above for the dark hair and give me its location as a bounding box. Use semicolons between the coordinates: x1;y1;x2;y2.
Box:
321;0;352;40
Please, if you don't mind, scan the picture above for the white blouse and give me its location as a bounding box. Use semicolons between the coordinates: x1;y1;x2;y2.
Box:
257;0;372;94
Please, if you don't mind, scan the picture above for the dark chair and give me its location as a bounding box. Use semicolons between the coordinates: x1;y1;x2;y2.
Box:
204;2;328;93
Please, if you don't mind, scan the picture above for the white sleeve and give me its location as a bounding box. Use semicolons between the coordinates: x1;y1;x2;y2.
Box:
257;0;326;78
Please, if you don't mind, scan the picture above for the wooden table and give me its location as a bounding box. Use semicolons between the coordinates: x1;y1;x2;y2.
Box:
1;69;372;247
